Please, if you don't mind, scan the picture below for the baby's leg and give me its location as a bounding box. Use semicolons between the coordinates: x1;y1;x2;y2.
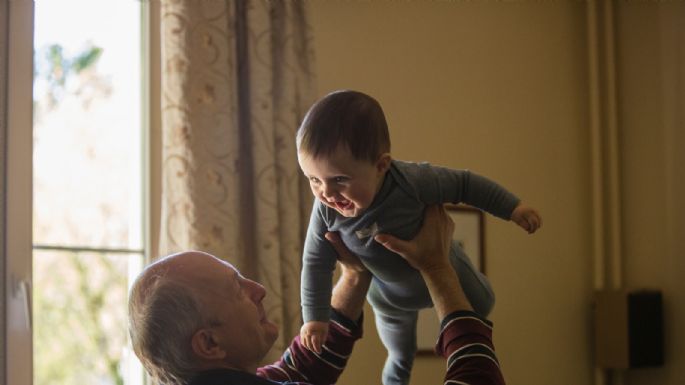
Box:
450;240;495;316
368;282;418;385
373;308;418;385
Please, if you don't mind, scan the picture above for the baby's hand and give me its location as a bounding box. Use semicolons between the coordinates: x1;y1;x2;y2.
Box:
300;321;329;354
511;203;542;234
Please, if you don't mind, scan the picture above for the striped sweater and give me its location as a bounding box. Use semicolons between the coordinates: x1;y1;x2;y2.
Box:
188;310;505;385
437;310;505;385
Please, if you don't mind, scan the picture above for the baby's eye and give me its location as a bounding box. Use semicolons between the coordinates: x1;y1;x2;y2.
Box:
333;176;348;184
309;177;321;185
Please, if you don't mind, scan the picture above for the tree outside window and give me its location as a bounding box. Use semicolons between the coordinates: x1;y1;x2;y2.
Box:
32;1;145;384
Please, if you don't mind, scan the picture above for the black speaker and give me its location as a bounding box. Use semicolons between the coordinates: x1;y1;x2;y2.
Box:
594;289;664;368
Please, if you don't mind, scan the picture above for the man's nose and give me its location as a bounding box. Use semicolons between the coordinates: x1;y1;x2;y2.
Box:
246;279;266;302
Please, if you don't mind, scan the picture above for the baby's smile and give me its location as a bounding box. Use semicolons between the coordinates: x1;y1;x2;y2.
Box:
331;199;352;211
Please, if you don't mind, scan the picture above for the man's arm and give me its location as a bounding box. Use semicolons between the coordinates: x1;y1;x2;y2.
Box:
257;232;369;385
327;231;372;320
257;309;362;385
376;205;506;385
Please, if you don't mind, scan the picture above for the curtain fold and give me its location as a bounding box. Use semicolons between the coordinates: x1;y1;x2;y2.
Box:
159;0;315;360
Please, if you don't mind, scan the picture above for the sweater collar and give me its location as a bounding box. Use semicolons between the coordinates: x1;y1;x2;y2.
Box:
188;368;278;385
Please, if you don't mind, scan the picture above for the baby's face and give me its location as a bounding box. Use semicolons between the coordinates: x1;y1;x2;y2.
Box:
298;146;389;217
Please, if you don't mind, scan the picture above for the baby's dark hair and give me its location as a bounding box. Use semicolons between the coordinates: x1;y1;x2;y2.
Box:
296;90;390;162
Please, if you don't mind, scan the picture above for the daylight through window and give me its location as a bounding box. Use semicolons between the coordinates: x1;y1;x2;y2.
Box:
32;1;146;384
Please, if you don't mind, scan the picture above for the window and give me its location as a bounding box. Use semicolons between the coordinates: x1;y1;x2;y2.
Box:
32;1;148;384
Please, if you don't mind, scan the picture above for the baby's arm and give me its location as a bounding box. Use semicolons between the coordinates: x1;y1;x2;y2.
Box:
511;202;542;234
301;231;373;353
300;203;339;352
452;172;543;233
404;162;542;232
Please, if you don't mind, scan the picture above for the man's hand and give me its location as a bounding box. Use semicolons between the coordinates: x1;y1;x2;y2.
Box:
374;205;454;273
300;321;328;354
375;205;474;319
510;203;542;234
326;232;369;275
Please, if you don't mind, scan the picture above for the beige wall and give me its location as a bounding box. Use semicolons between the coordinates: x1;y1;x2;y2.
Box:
310;2;684;385
310;2;592;384
617;3;685;385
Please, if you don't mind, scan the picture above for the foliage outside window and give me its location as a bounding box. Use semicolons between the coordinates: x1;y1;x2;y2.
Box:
32;1;145;384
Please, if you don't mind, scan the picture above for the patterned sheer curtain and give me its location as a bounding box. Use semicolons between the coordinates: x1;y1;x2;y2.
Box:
158;0;315;360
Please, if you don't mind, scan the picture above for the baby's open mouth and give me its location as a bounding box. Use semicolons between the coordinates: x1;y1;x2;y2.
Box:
333;200;352;210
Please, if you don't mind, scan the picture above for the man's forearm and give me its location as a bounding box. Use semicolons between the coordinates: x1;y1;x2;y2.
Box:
437;311;505;385
423;262;506;384
420;262;473;320
331;268;372;321
258;309;362;384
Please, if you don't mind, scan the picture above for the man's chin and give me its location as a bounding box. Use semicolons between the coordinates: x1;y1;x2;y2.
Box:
266;329;279;348
262;320;279;340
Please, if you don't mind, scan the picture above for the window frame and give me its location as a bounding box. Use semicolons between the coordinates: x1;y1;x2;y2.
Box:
6;1;35;385
5;1;155;384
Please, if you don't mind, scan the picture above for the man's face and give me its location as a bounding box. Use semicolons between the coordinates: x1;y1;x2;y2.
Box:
298;145;389;218
178;252;279;371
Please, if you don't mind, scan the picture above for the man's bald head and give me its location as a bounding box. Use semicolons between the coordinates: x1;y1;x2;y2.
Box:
128;250;278;384
128;251;218;385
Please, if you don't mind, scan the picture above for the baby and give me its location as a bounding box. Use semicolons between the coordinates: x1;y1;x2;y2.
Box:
297;90;541;385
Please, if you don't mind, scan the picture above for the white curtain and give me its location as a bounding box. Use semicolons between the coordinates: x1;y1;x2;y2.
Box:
158;0;315;361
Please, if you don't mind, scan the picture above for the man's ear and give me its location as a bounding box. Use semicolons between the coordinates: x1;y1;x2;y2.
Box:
375;153;392;174
191;328;227;360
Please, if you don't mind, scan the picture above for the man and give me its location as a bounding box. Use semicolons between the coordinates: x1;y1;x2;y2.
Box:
128;205;505;385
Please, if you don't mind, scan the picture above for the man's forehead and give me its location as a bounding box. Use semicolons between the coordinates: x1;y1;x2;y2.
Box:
153;251;237;281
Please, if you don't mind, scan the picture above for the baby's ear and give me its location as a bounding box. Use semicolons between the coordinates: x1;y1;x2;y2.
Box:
375;153;392;173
